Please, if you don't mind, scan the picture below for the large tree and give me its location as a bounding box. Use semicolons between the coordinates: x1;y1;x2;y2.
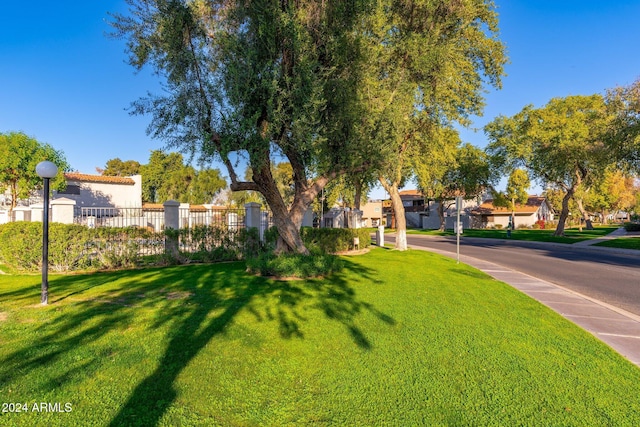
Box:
486;95;613;236
0;131;69;212
359;0;506;249
111;0;372;254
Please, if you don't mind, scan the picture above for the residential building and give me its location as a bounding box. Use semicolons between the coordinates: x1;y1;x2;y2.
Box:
470;196;554;228
56;173;142;208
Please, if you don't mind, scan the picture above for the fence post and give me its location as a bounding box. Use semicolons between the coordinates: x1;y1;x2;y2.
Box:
13;206;32;222
245;202;261;239
51;198;76;224
31;204;44;222
302;208;314;228
163;200;180;257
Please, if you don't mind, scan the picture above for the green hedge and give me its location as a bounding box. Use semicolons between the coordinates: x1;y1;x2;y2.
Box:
0;222;165;272
0;222;372;273
0;222;271;273
300;227;371;253
624;222;640;232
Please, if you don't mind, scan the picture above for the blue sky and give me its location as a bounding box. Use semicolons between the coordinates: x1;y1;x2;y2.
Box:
2;1;640;197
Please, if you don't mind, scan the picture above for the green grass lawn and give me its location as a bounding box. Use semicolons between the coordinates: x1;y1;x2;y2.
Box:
1;249;640;426
407;226;620;244
595;236;640;250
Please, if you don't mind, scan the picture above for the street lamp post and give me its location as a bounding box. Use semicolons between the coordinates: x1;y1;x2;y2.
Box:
36;161;58;306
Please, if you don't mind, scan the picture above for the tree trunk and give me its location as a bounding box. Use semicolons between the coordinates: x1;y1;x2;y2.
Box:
437;199;446;231
553;190;573;236
9;180;18;215
354;179;362;211
511;196;516;230
384;183;407;251
575;197;594;230
251;161;310;255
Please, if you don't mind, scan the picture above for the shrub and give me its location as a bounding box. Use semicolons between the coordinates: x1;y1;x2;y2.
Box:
49;224;97;271
91;227;163;269
624;222;640;232
246;252;343;278
532;220;545;230
0;222;155;272
300;227;371;254
238;227;264;259
0;221;42;272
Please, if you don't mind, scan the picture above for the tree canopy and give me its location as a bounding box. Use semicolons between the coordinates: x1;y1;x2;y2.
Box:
99;158;142;176
606;78;640;173
359;0;506;249
0;131;69;212
101;151;226;204
486;95;613;236
111;0;506;253
111;0;373;253
417;141;492;230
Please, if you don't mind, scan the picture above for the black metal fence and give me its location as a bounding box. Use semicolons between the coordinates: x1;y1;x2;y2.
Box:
72;206;271;256
74;207;165;231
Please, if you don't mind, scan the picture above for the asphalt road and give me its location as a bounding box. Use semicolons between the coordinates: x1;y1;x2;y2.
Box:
386;234;640;317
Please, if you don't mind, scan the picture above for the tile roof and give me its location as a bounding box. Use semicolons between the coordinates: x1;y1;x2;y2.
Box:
471;196;548;215
399;189;423;198
141;203;165;211
141;203;227;212
64;173;135;185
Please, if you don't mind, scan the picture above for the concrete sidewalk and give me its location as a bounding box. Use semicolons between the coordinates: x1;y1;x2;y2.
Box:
409;244;640;368
573;226;630;247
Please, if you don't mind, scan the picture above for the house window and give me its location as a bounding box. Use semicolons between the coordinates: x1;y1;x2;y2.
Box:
59;184;80;195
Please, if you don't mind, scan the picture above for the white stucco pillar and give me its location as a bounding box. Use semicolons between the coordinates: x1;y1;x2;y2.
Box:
163;200;181;230
51;198;76;224
13;206;32;222
31;204;44;222
302;208;314;228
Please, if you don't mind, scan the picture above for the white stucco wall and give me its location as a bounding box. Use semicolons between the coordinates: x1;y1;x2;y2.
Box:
57;174;142;208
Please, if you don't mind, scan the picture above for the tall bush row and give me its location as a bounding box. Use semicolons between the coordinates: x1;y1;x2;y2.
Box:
0;223;371;273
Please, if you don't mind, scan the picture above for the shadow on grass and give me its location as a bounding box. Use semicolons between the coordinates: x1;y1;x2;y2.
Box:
0;257;393;426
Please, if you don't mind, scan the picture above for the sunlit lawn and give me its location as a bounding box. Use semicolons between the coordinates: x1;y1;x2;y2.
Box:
595;236;640;250
407;226;620;244
1;249;639;426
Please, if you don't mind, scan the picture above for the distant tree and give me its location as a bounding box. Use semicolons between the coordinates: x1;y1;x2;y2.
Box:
0;131;69;213
606;78;640;173
417;142;492;230
272;163;295;209
584;169;637;224
486;95;613;236
100;158;141;176
140;150;226;204
491;169;530;229
141;151;185;203
189;168;227;205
